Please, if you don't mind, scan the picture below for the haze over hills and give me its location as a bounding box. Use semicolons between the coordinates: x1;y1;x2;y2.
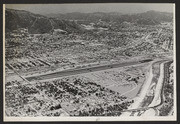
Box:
6;3;173;15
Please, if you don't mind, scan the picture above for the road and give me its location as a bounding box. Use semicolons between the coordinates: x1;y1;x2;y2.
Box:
25;59;152;81
121;60;172;116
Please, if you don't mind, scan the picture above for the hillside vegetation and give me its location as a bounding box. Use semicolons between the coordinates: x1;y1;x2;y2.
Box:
6;9;83;34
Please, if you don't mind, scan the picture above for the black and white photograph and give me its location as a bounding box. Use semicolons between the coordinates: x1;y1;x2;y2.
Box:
3;3;176;121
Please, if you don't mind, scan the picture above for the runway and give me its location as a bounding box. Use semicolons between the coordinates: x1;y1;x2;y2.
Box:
26;59;152;81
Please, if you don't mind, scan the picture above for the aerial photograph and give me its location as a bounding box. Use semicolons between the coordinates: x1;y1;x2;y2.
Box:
4;3;175;120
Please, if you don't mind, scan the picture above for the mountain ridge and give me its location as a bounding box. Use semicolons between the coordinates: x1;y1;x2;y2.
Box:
5;8;173;34
5;8;84;34
45;10;173;24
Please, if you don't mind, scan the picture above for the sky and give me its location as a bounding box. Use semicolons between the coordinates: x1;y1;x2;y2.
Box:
5;3;174;15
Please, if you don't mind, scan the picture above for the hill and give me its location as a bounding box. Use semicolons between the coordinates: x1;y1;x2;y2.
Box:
5;9;83;34
46;10;173;25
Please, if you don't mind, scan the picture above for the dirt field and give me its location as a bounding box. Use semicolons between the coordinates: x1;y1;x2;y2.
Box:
81;62;150;98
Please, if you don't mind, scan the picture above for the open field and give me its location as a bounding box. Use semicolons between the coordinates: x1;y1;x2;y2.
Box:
81;62;150;98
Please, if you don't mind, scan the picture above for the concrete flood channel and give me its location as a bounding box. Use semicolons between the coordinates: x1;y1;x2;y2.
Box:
121;60;172;116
